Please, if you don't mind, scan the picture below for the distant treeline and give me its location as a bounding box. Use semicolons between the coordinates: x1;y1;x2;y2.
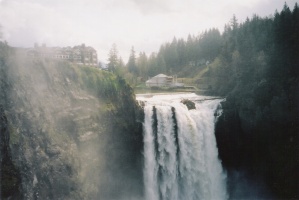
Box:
109;3;298;87
108;27;223;79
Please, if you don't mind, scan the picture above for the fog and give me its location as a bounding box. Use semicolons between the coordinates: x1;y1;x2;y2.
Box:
228;171;273;200
0;51;143;199
0;0;296;62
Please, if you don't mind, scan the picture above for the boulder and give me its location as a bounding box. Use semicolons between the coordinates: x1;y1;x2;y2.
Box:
181;99;196;110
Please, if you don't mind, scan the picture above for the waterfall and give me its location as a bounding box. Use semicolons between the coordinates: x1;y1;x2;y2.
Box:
138;93;227;200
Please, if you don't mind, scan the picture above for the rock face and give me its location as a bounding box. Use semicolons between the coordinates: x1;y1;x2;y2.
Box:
181;99;196;110
215;97;298;199
0;45;143;199
0;106;21;199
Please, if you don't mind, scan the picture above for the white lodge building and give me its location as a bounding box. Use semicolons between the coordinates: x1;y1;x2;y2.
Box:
146;74;184;88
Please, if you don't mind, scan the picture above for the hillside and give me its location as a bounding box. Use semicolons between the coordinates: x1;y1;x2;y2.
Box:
0;43;143;199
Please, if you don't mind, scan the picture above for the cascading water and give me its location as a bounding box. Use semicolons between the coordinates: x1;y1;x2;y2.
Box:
137;93;228;200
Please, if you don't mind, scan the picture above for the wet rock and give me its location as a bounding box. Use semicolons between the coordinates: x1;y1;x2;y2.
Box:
45;145;61;157
181;99;196;110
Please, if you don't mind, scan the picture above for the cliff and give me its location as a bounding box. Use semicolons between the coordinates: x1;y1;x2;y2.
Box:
0;43;143;199
215;91;298;199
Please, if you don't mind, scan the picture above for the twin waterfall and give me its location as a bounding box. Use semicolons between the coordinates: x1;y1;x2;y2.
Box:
137;93;228;200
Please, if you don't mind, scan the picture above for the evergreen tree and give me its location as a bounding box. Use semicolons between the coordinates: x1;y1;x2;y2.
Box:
127;46;138;75
230;14;239;30
136;52;148;78
114;56;126;76
107;44;118;73
148;53;158;77
186;34;196;62
177;38;187;67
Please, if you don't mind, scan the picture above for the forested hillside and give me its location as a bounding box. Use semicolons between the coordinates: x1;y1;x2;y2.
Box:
214;4;298;199
111;3;298;199
112;4;298;92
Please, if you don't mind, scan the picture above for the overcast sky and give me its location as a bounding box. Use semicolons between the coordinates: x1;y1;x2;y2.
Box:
0;0;297;62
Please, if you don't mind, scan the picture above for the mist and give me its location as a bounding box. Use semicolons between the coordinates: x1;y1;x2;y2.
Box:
0;47;143;199
0;0;298;199
227;170;273;200
0;0;296;62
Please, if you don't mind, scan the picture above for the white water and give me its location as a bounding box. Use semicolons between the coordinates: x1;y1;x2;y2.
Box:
137;93;228;200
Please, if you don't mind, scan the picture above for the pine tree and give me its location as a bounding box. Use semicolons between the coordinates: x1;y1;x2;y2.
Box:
230;14;239;30
137;52;148;78
127;46;138;75
107;44;118;73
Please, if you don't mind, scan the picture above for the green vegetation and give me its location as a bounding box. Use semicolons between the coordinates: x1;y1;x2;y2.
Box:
106;27;223;88
0;41;143;199
110;3;298;198
53;60;136;106
211;4;298;199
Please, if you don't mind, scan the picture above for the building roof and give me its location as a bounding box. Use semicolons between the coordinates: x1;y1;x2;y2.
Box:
146;74;173;84
146;78;157;83
154;74;169;78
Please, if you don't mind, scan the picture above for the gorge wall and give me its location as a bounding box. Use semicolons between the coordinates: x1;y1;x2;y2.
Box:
0;43;143;200
215;94;298;199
